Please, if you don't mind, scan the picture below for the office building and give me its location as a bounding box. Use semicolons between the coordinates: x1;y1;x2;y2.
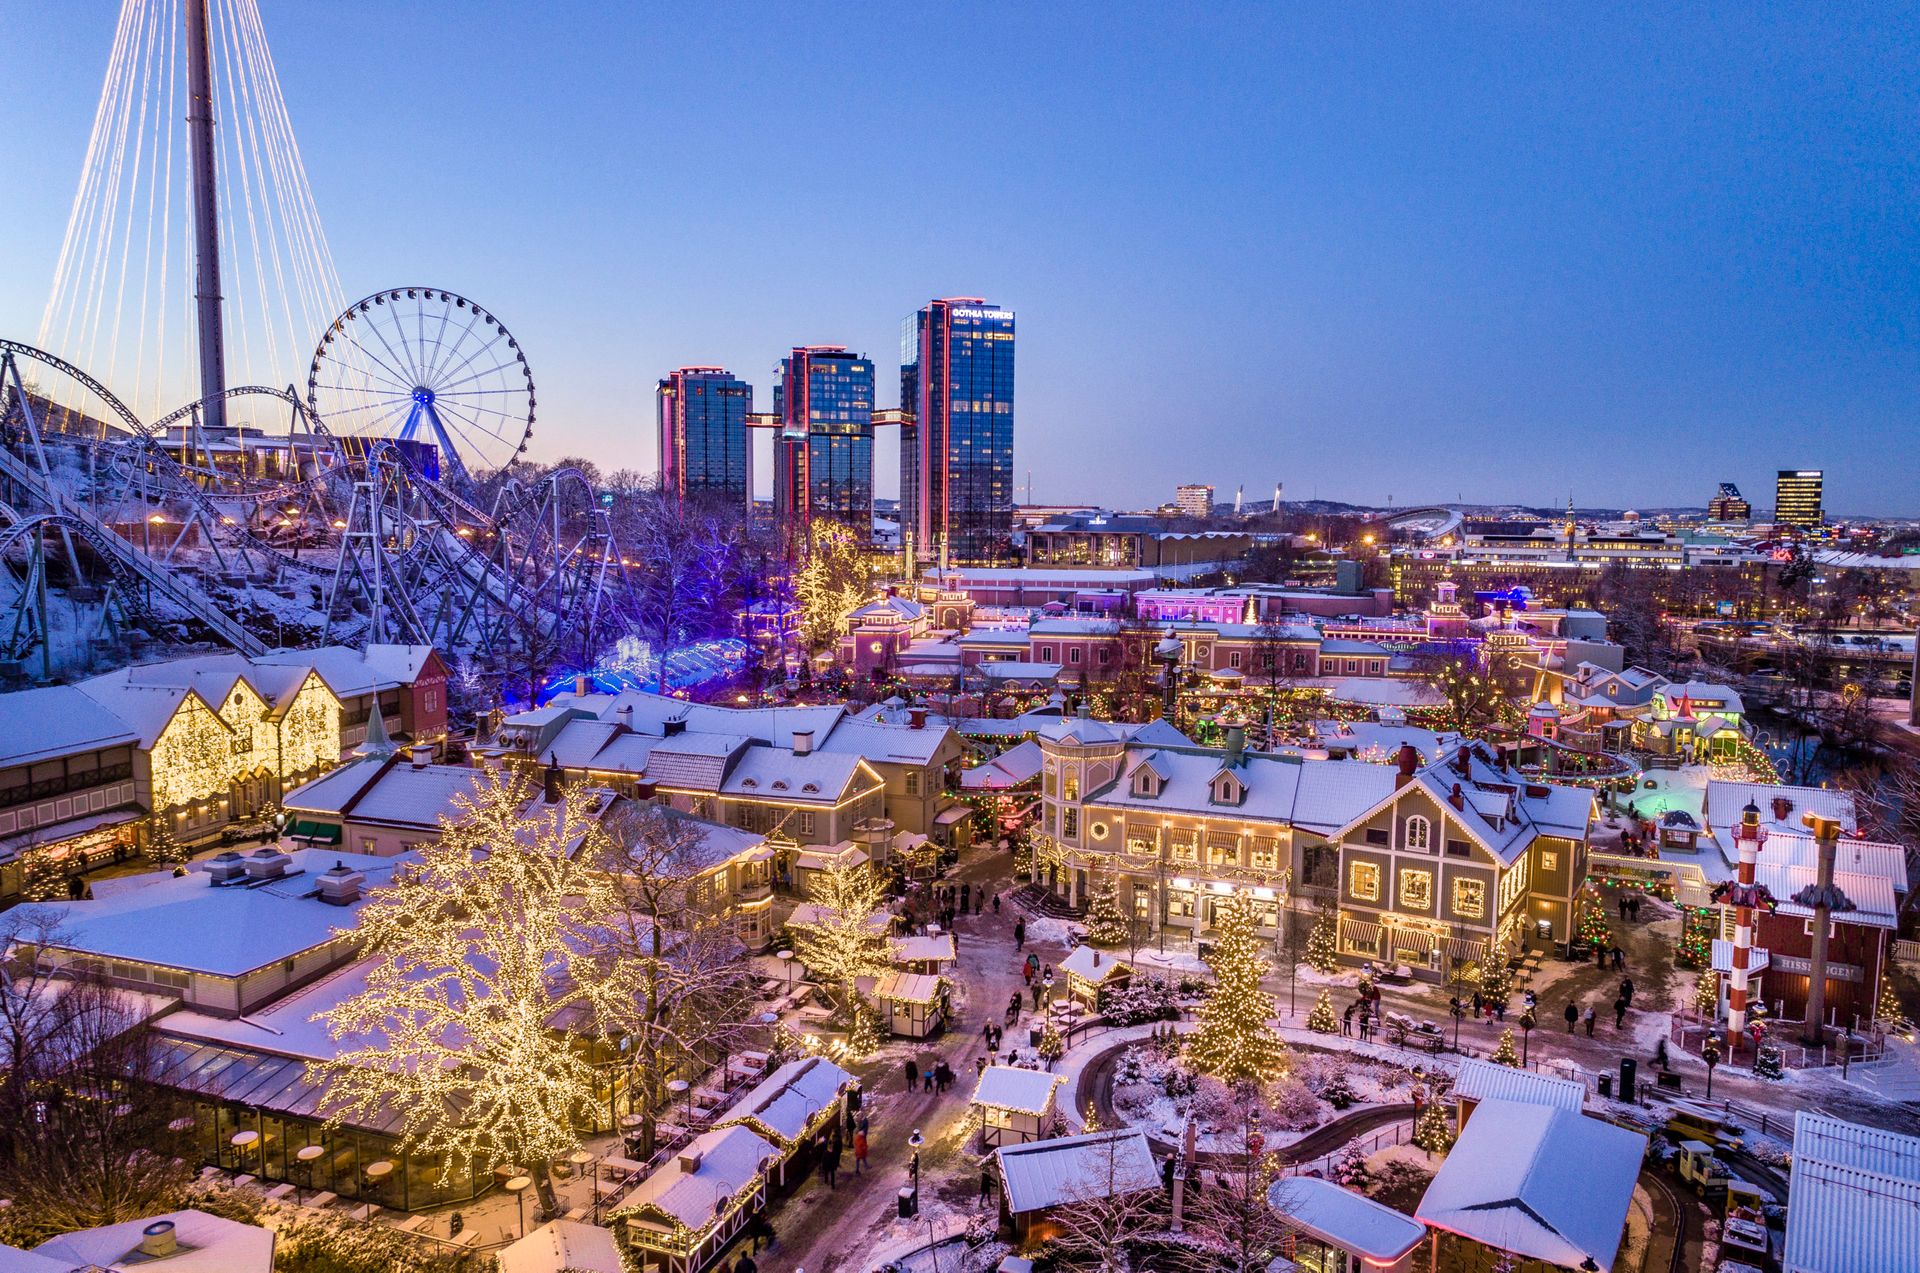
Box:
1175;484;1215;518
1705;482;1751;522
1774;470;1824;530
774;346;874;557
656;367;751;511
901;299;1015;565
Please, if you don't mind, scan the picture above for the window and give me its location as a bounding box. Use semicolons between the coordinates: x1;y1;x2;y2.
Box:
1302;843;1338;888
1229;651;1242;669
1345;659;1359;673
1069;648;1083;664
1404;815;1431;853
1445;839;1472;858
1540;850;1558;871
1399;868;1432;910
1364;827;1390;847
1062;809;1078;838
1250;837;1278;871
1207;834;1238;866
797;812;815;836
1039;646;1055;661
1098;648;1112;665
1453;877;1486;919
425;688;438;712
1349;862;1380;901
1063;772;1079;801
1170;831;1198;864
905;771;920;796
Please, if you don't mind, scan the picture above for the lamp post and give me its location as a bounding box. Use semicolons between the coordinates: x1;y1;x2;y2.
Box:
906;1128;925;1215
1520;1010;1535;1066
1702;1034;1722;1099
505;1174;532;1239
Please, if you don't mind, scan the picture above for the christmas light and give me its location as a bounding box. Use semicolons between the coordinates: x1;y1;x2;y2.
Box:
1185;893;1287;1084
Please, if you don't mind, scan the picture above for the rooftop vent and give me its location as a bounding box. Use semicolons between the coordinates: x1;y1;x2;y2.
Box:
206;851;248;885
678;1148;704;1173
140;1219;177;1257
792;729;815;756
409;743;433;769
316;860;368;907
663;715;688;737
245;847;293;880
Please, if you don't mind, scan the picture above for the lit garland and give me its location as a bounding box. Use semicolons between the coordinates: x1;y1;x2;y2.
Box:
150;694;241;812
278;676;341;776
1676;907;1717;968
1185;892;1287;1084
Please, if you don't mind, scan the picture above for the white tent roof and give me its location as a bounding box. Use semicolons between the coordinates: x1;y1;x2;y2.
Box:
1270;1176;1427;1263
1452;1057;1584;1111
716;1056;852;1147
496;1220;624;1273
995;1128;1159;1215
31;1210;274;1273
893;933;956;964
1416;1099;1644;1273
617;1125;776;1230
972;1065;1063;1115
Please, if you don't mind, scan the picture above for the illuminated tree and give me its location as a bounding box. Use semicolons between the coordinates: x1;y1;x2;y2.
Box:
1085;873;1129;946
1303;903;1339;975
844;995;881;1059
1419;650;1505;733
1576;886;1613;952
1038;1017;1065;1068
1186;893;1287;1084
1413;1100;1454;1155
312;767;640;1215
20;843;67;902
1676;906;1716;968
143;815;185;866
1694;971;1720;1019
792;520;870;651
1879;974;1904;1025
1475;951;1513;1005
1306;988;1338;1034
1490;1027;1519;1067
788;855;893;1017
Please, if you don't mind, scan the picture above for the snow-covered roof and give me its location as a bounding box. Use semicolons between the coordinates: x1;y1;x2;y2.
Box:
893;933;955;965
562;689;845;749
1087;744;1399;836
1309;676;1446;708
31;1209;274;1273
1785;1111;1920;1273
719;745;871;803
255;643;438;696
71;676;205;748
1306;720;1461;765
874;970;943;1004
1034;711;1128;746
285;759;485;830
1416;1099;1644;1273
1327;748;1595;868
961;740;1044;790
816;717;952;766
1453;1057;1584;1111
1059;944;1128;985
995;1127;1158;1214
616;1124;778;1229
0;1242;69;1273
1754;862;1899;928
716;1056;853;1147
0;685;141;769
7;848;403;977
971;1065;1063;1115
786;902;889;933
1270;1176;1427;1263
497;1219;624;1273
1703;781;1855;840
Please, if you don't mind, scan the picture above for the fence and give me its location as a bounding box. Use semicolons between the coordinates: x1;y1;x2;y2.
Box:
1669;1014;1884;1071
1894;938;1920;967
1277;1119;1412;1179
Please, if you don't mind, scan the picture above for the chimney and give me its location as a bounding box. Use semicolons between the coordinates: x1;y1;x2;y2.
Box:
793;729;814;756
1224;724;1245;769
1092;949;1101;966
1771;796;1792;823
678;1147;704;1173
634;780;657;801
909;706;927;730
206;850;248;885
615;704;634;730
245;846;292;880
1075;703;1092;720
316;859;368;906
574;674;589;697
140;1220;178;1258
544;758;562;804
1448;783;1465;812
410;743;432;770
1394;744;1419;787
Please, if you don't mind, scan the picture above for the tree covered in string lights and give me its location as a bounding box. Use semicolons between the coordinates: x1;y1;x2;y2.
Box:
1878;974;1904;1025
1694;971;1720;1019
788;855;894;1018
20;846;68;902
1475;951;1513;1004
1420;651;1506;733
1304;903;1339;975
1413;1099;1454;1155
792;520;870;652
143;816;185;866
1576;886;1613;951
1186;893;1287;1084
1676;906;1716;968
1085;874;1129;946
1037;1017;1065;1068
312;766;642;1216
844;995;880;1059
1306;988;1338;1034
1490;1027;1519;1067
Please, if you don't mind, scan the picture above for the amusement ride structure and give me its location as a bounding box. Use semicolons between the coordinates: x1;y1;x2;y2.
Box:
0;1;636;687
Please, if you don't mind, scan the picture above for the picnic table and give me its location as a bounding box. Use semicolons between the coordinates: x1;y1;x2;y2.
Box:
300;1191;337;1210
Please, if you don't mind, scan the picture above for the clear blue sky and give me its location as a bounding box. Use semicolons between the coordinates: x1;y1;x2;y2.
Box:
4;3;1917;514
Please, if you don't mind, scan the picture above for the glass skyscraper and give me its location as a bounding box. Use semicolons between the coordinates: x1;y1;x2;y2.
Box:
1775;469;1824;530
773;346;874;557
656;366;751;511
901;298;1015;564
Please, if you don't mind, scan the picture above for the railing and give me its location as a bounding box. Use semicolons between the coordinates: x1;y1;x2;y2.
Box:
1894;939;1920;967
1278;1119;1410;1178
1669;1016;1884;1070
0;763;133;810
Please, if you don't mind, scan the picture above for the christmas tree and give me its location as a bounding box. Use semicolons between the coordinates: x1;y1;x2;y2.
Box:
1694;972;1720;1020
1490;1027;1519;1067
1304;906;1339;975
145;816;186;865
1413;1100;1454;1155
1878;974;1904;1025
1186;893;1288;1084
1476;952;1513;1005
1306;988;1339;1034
1752;1043;1783;1080
1037;1018;1065;1067
1085;874;1129;946
21;847;67;901
1321;1066;1358;1110
1676;906;1716;968
844;996;880;1059
1576;886;1613;952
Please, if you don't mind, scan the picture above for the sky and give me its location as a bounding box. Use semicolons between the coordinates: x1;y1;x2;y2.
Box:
2;2;1917;515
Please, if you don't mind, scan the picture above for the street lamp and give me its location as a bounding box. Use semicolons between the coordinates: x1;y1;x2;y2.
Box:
907;1128;925;1215
1520;1010;1536;1066
1702;1034;1722;1099
505;1174;532;1239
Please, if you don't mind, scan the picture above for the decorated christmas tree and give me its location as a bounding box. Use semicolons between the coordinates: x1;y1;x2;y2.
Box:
1037;1018;1065;1067
1306;988;1339;1034
1085;874;1129;946
1186;893;1288;1084
1413;1099;1454;1155
1752;1043;1784;1080
145;815;186;865
1878;974;1904;1025
844;996;880;1059
1490;1027;1519;1067
1694;971;1720;1020
21;847;67;901
1575;886;1613;952
1676;906;1716;968
1476;952;1513;1005
1304;906;1339;975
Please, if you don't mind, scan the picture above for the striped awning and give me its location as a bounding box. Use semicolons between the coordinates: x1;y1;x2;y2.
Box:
1445;936;1487;962
1709;939;1770;975
1340;917;1382;947
1387;927;1436;955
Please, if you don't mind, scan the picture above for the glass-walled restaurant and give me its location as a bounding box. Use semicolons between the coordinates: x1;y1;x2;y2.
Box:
147;1034;630;1211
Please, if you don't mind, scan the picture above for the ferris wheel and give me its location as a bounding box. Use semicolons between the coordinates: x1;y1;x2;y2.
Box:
307;288;534;487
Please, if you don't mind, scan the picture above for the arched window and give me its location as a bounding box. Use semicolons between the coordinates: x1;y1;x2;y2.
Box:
1404;815;1432;853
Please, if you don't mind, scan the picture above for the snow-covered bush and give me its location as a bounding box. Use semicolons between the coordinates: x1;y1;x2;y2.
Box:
1320;1067;1359;1110
1100;974;1181;1025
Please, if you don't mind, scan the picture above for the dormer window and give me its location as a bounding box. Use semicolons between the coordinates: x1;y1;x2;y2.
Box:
1404;815;1431;853
1211;773;1244;807
1134;769;1160;798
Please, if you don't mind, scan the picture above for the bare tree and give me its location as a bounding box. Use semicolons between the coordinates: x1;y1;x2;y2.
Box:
1047;1132;1168;1272
1173;1140;1297;1273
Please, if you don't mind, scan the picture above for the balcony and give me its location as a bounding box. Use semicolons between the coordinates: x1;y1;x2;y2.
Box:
0;764;134;812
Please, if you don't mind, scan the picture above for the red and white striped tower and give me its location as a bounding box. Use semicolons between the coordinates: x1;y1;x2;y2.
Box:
1728;801;1765;1043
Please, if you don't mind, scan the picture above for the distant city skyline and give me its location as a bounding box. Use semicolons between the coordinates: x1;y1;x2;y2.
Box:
1;4;1915;514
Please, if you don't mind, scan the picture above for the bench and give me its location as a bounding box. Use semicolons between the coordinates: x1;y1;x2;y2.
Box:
1657;1071;1685;1090
301;1191;337;1210
263;1183;296;1202
564;1207;587;1223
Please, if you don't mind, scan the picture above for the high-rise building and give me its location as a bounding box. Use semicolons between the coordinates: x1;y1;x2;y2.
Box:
1175;484;1215;518
901;298;1015;564
1775;470;1824;530
774;346;874;557
1706;482;1751;523
656;366;751;510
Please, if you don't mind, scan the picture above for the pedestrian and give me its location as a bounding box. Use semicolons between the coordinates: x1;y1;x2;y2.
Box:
1613;997;1627;1029
975;893;984;915
1015;919;1026;950
733;1256;757;1273
1621;977;1635;1005
905;1058;919;1091
976;1055;987;1078
822;1141;840;1189
980;1163;994;1205
1632;896;1642;921
1654;1037;1671;1071
1595;943;1607;968
1583;1006;1596;1037
992;893;1001;914
1524;989;1537;1010
1027;952;1040;978
1343;1002;1356;1036
1612;946;1625;971
1023;961;1034;986
1564;1002;1578;1032
853;1127;869;1174
750;1213;773;1253
962;882;971;911
924;1066;935;1093
1471;991;1483;1016
982;1021;994;1047
1494;999;1506;1022
1031;983;1043;1009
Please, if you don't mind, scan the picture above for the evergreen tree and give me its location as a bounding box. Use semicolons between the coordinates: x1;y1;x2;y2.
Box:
1085;874;1129;946
1037;1018;1065;1067
1878;974;1904;1025
1304;905;1339;975
1490;1027;1519;1066
1476;951;1513;1005
1413;1099;1454;1155
1752;1043;1784;1080
21;844;71;901
1321;1066;1358;1110
1306;988;1339;1034
1694;971;1720;1020
1576;886;1613;951
1186;893;1288;1084
144;816;186;865
845;995;880;1059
